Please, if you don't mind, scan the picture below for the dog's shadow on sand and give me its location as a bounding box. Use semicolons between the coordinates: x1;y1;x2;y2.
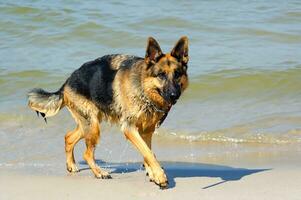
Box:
78;160;270;189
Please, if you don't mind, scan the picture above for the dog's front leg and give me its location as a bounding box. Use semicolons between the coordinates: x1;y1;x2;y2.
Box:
140;131;155;180
124;127;168;189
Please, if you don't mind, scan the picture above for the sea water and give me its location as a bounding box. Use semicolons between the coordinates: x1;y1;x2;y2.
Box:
0;0;301;174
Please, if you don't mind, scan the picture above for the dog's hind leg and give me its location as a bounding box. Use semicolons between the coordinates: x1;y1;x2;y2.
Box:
65;106;85;173
83;118;111;179
65;125;83;173
63;86;109;178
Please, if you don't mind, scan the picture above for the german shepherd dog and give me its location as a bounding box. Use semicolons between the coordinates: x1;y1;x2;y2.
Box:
28;36;189;189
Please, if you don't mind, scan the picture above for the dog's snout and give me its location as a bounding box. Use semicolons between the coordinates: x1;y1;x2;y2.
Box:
170;92;179;101
168;89;181;104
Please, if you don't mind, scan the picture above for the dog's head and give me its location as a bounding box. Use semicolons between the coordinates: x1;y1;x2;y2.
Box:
142;36;189;110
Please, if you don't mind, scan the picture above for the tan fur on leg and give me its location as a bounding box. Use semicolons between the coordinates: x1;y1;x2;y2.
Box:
83;119;111;179
140;131;155;181
65;126;83;172
124;127;168;188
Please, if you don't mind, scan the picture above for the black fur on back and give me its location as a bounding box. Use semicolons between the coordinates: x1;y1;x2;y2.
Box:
66;54;143;112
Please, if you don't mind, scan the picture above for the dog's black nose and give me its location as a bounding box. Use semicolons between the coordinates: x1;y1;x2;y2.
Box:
170;92;180;104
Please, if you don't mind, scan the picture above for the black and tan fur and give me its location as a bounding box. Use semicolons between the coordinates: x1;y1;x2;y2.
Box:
28;36;189;189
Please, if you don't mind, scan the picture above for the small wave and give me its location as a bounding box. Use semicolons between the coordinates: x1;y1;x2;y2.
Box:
0;70;49;78
130;16;197;29
156;129;301;145
156;116;301;144
185;66;301;100
1;5;40;15
237;28;301;43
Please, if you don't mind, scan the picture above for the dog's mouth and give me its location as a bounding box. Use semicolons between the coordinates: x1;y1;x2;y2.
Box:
156;89;175;107
171;99;177;105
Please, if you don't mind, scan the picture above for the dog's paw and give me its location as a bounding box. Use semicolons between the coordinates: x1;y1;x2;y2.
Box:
94;167;112;179
95;173;112;179
152;167;168;189
156;180;169;190
66;163;79;173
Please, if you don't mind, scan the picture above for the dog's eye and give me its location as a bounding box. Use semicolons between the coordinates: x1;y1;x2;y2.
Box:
174;70;181;79
156;72;166;80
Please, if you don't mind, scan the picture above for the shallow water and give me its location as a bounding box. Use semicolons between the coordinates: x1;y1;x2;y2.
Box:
1;0;301;170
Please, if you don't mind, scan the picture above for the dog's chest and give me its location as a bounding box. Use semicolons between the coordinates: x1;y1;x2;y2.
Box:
136;110;164;131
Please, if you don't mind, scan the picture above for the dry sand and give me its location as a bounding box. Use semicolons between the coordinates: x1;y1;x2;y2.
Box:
1;163;300;200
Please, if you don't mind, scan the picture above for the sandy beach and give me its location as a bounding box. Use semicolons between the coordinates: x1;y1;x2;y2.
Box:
1;164;300;200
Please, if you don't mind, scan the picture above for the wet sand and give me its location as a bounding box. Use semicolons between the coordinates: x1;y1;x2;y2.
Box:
1;162;300;200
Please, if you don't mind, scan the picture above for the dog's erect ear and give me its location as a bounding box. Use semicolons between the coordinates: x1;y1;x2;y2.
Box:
145;37;163;65
171;36;189;65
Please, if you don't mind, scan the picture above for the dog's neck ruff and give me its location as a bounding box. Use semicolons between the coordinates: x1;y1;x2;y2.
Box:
140;92;166;113
139;92;171;128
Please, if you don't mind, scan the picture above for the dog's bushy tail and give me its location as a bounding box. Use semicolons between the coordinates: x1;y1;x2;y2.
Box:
27;88;64;121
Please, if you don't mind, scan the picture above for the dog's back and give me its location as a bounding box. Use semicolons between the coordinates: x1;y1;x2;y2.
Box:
67;55;120;111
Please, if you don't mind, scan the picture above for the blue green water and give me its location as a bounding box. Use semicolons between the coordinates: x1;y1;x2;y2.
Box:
0;1;301;169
